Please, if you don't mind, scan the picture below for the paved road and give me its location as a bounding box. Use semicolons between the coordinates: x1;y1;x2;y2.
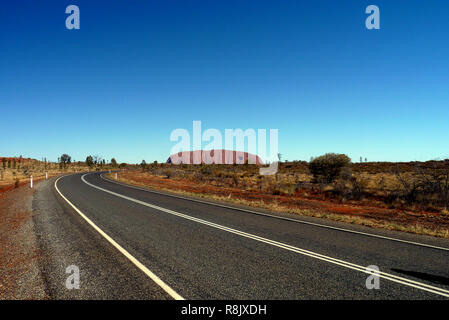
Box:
33;172;449;299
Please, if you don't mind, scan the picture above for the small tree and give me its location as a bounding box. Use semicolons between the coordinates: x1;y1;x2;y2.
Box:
60;154;71;168
86;156;94;167
110;158;117;167
2;158;6;169
91;155;102;166
140;160;147;171
309;153;351;183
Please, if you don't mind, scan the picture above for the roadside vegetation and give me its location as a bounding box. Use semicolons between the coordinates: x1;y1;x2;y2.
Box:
0;154;123;193
107;154;449;239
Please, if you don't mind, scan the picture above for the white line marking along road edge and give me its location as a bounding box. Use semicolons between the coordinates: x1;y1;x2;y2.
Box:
100;173;449;252
54;176;185;300
81;173;449;298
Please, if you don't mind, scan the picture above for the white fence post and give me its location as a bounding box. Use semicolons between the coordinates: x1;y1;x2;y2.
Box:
30;175;33;188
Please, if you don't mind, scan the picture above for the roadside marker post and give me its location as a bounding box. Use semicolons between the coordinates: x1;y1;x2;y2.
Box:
30;175;33;188
45;171;48;180
115;172;118;180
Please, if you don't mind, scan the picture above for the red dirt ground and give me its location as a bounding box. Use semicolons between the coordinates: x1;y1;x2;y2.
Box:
0;180;48;299
0;175;56;194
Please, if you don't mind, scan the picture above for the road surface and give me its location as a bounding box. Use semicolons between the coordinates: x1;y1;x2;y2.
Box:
32;172;449;299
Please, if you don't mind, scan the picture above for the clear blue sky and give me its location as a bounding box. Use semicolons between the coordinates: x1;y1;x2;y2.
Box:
1;0;448;164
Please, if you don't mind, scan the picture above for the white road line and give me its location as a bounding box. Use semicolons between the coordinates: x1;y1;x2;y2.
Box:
54;176;184;300
84;173;449;298
100;173;449;252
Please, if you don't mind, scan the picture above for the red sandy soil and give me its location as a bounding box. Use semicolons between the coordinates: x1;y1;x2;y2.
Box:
0;175;56;194
116;171;449;235
0;157;34;162
0;180;48;299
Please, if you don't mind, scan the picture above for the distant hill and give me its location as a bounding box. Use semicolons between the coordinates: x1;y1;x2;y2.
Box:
167;149;264;165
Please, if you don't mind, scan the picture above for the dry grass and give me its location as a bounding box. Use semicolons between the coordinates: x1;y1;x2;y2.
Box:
0;157;102;193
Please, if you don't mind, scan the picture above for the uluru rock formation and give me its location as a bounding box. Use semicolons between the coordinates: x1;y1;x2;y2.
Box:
167;150;264;165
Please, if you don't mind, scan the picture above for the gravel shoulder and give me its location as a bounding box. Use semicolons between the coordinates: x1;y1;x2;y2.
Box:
0;181;48;299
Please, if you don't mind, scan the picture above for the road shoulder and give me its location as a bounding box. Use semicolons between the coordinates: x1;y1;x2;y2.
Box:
0;181;48;299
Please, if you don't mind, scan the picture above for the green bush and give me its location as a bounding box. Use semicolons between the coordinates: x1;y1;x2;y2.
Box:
309;153;351;183
86;156;94;167
140;160;147;171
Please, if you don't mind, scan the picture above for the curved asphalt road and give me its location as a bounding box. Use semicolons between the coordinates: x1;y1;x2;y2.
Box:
35;172;449;299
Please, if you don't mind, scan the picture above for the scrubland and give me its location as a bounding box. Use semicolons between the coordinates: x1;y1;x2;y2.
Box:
0;157;91;193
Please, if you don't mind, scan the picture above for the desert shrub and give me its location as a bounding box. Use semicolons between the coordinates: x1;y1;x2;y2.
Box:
140;160;147;172
86;156;94;167
414;165;449;209
279;183;296;196
200;166;213;175
60;154;71;168
231;174;239;187
391;164;449;210
164;169;173;179
309;153;351;183
14;178;19;188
